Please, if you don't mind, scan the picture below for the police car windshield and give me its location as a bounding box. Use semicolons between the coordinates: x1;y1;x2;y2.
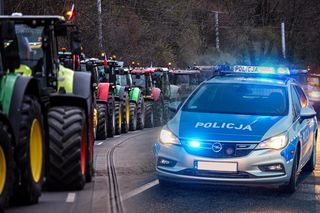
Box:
183;83;288;116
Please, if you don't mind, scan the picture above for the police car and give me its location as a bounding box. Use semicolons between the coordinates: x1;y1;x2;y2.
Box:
154;66;318;193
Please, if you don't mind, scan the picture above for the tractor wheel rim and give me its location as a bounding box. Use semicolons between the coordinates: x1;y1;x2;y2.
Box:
81;127;86;175
0;146;6;194
126;102;130;124
119;105;122;129
30;119;43;183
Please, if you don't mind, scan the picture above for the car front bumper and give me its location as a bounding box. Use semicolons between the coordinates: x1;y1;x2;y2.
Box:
154;142;293;186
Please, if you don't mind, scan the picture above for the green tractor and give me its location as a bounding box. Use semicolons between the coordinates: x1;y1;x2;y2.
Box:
0;15;94;202
151;67;171;123
115;67;145;130
98;58;131;135
81;58;117;140
131;68;164;127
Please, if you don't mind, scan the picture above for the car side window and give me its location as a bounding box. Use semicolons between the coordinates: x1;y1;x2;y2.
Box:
294;86;308;108
291;85;301;119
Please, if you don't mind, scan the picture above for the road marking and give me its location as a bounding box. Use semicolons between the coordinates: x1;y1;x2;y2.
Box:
114;135;120;138
66;193;76;203
122;180;159;201
96;142;103;146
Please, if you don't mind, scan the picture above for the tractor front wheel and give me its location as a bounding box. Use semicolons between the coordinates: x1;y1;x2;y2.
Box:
0;121;14;211
114;101;122;135
13;95;44;205
96;103;108;140
47;107;87;190
145;101;154;128
153;95;164;127
129;102;138;131
107;96;116;137
121;98;130;133
136;95;145;130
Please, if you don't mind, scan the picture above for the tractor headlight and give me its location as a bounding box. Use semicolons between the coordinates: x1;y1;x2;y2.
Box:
159;127;180;145
256;133;288;150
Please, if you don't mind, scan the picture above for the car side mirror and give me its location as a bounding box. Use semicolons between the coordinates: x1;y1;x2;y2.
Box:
300;107;316;120
70;31;81;55
1;21;20;71
168;101;181;113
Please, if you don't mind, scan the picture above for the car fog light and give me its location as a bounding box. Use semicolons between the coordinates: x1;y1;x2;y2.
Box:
157;157;176;167
259;163;284;172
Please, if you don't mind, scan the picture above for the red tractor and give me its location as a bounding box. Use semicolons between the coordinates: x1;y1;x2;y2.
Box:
131;68;164;127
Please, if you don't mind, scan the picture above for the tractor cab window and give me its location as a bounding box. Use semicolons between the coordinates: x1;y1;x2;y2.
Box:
176;75;189;85
116;74;127;86
15;24;44;74
132;74;145;88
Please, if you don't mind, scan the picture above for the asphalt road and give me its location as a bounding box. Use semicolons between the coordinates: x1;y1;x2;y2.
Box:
7;127;320;213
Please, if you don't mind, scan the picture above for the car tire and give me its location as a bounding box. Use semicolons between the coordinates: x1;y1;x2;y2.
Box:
279;147;300;194
304;133;317;172
158;179;174;188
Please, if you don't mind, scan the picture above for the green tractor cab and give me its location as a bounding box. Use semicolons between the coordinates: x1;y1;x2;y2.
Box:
81;58;116;139
131;68;164;127
0;15;95;195
115;67;144;130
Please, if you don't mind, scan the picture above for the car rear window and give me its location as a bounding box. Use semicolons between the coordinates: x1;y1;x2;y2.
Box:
182;83;288;116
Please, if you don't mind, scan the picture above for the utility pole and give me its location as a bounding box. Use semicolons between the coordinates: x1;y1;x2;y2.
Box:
281;22;286;59
0;0;4;15
211;11;227;51
215;11;220;50
97;0;103;52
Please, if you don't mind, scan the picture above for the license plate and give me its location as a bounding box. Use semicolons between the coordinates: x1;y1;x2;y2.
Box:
196;161;238;172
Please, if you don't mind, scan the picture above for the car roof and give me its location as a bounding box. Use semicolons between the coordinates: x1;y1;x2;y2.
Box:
207;74;290;86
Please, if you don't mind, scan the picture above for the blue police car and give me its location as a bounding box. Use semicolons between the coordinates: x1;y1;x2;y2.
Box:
154;66;318;193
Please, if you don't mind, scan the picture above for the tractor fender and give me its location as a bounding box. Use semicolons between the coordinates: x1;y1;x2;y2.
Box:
0;112;16;147
9;76;42;144
151;87;161;101
97;83;110;102
73;71;93;107
129;87;140;103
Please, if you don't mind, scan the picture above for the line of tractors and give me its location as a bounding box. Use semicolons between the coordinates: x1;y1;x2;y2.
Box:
0;14;215;211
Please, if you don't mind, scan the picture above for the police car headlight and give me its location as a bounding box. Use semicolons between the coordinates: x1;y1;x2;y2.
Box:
256;134;288;150
159;128;180;145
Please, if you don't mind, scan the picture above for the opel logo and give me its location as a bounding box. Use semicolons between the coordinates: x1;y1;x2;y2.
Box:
212;142;223;152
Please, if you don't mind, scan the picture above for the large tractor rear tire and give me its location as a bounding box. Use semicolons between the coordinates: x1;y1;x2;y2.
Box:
86;109;95;183
145;101;154;128
137;95;145;130
121;97;130;133
129;102;138;131
0;122;14;211
96;103;108;140
107;96;116;137
153;95;164;127
47;107;87;190
114;101;122;135
13;95;45;205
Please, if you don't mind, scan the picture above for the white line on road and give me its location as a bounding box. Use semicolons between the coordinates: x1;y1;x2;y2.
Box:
65;193;76;203
122;180;159;201
96;142;103;146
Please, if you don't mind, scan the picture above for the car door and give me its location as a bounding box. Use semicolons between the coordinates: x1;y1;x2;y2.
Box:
295;85;315;160
292;85;313;166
